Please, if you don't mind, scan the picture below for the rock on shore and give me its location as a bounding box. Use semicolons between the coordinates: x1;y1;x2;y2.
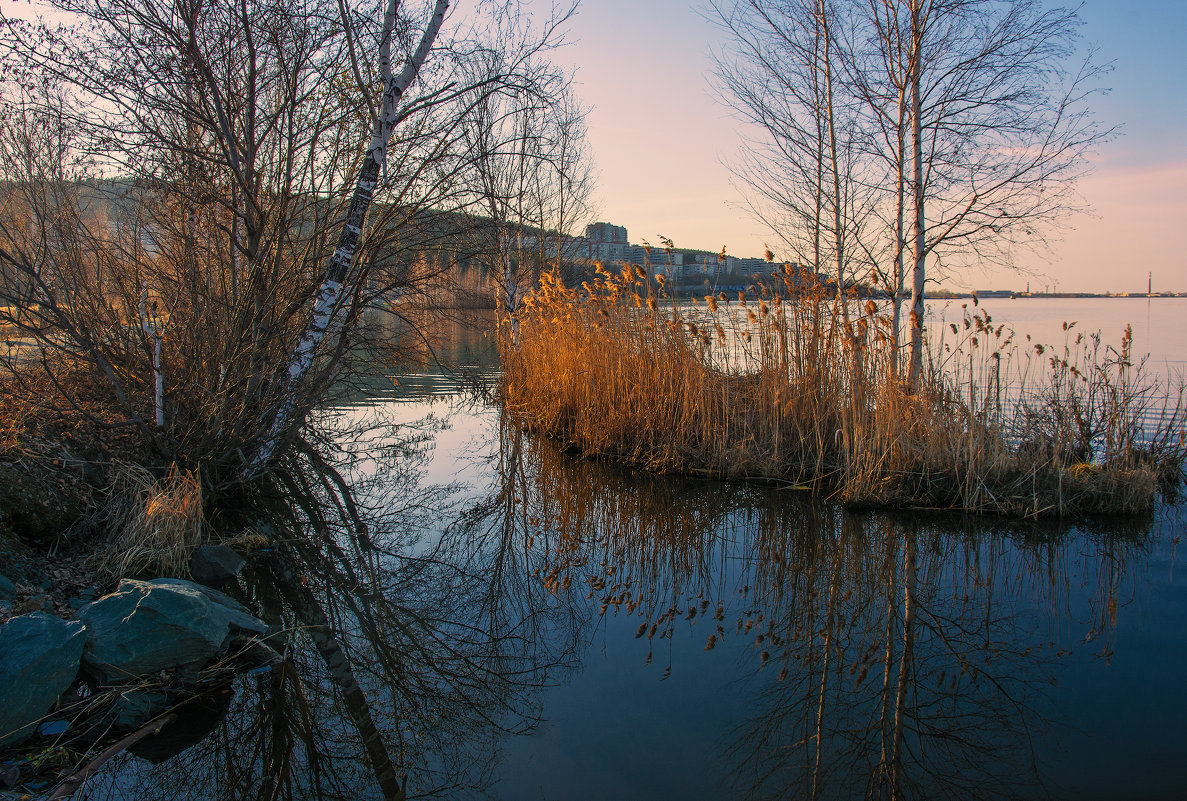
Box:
1;575;267;748
79;578;266;686
0;612;85;746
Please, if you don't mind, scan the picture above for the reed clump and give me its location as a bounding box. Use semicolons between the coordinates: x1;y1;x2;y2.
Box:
499;265;1185;518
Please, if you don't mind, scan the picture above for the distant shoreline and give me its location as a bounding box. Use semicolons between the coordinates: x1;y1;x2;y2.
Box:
659;287;1187;300
930;292;1186;300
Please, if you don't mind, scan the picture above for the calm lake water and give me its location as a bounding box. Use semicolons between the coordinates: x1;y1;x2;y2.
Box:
927;296;1187;375
332;299;1187;800
87;299;1186;800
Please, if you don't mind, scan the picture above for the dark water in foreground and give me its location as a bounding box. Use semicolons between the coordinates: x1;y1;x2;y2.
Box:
84;300;1186;800
340;303;1187;800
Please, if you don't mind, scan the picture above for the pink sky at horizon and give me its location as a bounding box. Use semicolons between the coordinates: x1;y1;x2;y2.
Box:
990;160;1187;295
544;0;1187;294
6;0;1182;293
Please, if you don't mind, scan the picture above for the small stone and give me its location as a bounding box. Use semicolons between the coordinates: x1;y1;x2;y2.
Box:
27;593;53;611
0;612;85;747
112;689;171;730
36;720;69;737
188;545;246;584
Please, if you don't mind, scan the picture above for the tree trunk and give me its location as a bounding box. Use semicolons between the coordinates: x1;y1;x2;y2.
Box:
891;93;907;371
889;530;917;799
907;0;927;389
269;551;406;801
249;0;451;476
820;0;846;317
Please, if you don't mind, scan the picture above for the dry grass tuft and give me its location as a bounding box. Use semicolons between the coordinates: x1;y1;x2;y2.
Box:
499;267;1185;518
94;464;205;579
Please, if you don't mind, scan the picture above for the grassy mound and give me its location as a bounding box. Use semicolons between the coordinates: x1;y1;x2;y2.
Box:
500;266;1185;518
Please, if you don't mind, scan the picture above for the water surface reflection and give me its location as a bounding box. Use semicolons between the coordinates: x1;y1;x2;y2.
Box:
67;311;1185;800
473;417;1183;800
83;414;577;800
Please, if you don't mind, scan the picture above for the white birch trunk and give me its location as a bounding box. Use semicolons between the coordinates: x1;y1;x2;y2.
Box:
907;0;927;389
139;286;165;429
153;335;164;429
820;0;847;317
249;0;451;476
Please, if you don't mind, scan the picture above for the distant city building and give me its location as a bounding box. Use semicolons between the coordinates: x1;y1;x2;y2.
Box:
585;222;628;245
521;232;588;263
572;220;785;283
617;245;684;271
585;240;631;262
730;257;777;275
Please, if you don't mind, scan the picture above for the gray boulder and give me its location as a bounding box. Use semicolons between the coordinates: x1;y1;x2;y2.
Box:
149;578;266;636
0;612;85;746
0;574;15;600
188;545;246;584
79;578;265;686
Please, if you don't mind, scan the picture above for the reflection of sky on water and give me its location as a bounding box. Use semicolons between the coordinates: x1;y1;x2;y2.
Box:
478;430;1186;800
330;395;495;491
82;306;1176;800
673;295;1187;384
327;306;1187;800
927;296;1187;374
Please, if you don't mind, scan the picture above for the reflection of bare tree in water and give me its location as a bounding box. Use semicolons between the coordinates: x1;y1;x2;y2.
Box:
83;411;1157;800
465;416;1154;800
82;414;581;800
723;519;1027;801
447;420;586;672
730;510;1157;801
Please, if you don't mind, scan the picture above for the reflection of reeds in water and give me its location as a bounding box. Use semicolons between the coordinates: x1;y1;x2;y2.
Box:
489;418;1156;800
500;266;1186;517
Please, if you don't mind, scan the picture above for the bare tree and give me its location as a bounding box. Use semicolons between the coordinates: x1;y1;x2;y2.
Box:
455;24;593;330
709;0;1109;383
0;0;582;487
249;0;452;474
709;0;875;300
898;0;1109;385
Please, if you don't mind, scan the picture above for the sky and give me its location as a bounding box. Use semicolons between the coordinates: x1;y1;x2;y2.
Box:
533;0;1187;294
5;0;1182;292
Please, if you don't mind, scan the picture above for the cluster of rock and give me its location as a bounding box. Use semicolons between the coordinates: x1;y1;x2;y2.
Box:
0;547;265;749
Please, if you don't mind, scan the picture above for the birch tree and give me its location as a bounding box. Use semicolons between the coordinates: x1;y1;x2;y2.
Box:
709;0;874;297
841;0;913;362
709;0;1109;384
1;0;583;483
248;0;451;474
898;0;1109;387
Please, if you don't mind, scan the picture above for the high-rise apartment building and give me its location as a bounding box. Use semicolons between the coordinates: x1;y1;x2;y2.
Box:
585;222;629;245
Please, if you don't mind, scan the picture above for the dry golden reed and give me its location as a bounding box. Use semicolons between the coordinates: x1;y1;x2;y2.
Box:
499;265;1185;518
95;464;205;578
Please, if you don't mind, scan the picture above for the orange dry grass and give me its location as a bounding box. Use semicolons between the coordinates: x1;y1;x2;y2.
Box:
500;265;1185;517
96;464;205;579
